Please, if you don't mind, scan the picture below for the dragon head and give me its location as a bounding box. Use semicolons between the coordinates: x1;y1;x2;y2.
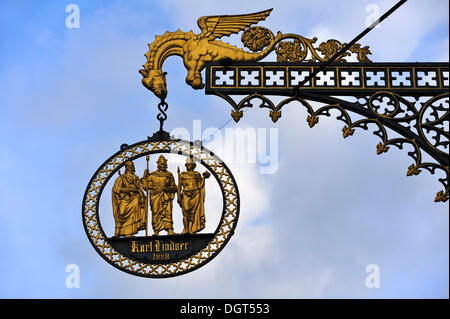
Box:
139;68;168;100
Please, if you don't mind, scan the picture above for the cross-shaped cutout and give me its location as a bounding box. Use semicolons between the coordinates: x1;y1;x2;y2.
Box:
365;71;386;86
315;70;335;86
240;70;260;86
290;70;311;86
340;71;361;86
417;71;437;87
214;70;235;86
391;71;411;87
442;71;449;87
264;70;285;86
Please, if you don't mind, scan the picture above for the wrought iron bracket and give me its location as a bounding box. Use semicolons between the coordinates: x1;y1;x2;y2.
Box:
205;61;449;203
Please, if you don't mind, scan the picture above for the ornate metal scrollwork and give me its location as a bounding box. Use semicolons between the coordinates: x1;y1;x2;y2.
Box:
139;9;372;100
275;36;372;63
240;25;372;63
205;60;449;203
137;7;449;204
210;90;449;203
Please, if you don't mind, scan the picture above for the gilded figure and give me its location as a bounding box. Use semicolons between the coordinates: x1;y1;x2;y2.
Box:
141;155;178;236
177;158;211;234
111;160;148;237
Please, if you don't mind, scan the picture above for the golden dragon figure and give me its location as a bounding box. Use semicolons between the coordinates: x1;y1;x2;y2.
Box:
140;9;372;99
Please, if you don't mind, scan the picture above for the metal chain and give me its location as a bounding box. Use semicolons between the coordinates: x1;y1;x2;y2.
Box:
156;99;168;131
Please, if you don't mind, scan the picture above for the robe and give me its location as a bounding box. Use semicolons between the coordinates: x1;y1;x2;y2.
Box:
142;170;177;233
111;173;147;236
180;171;206;234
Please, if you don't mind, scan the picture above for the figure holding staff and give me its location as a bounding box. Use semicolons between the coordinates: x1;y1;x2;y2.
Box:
141;155;178;236
177;157;210;235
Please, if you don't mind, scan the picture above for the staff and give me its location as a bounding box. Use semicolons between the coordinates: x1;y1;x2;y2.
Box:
177;166;182;207
145;155;150;236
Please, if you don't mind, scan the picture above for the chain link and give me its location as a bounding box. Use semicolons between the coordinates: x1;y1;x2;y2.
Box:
156;99;168;131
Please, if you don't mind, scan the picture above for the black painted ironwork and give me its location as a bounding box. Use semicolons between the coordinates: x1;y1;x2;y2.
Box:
206;62;449;96
157;99;169;132
205;61;449;202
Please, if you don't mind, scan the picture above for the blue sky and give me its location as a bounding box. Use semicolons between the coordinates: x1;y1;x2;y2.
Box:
0;0;448;298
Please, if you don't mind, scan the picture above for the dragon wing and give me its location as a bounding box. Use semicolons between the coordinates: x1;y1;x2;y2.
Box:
197;9;272;40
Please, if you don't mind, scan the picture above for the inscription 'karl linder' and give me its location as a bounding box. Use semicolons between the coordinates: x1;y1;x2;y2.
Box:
131;240;189;253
